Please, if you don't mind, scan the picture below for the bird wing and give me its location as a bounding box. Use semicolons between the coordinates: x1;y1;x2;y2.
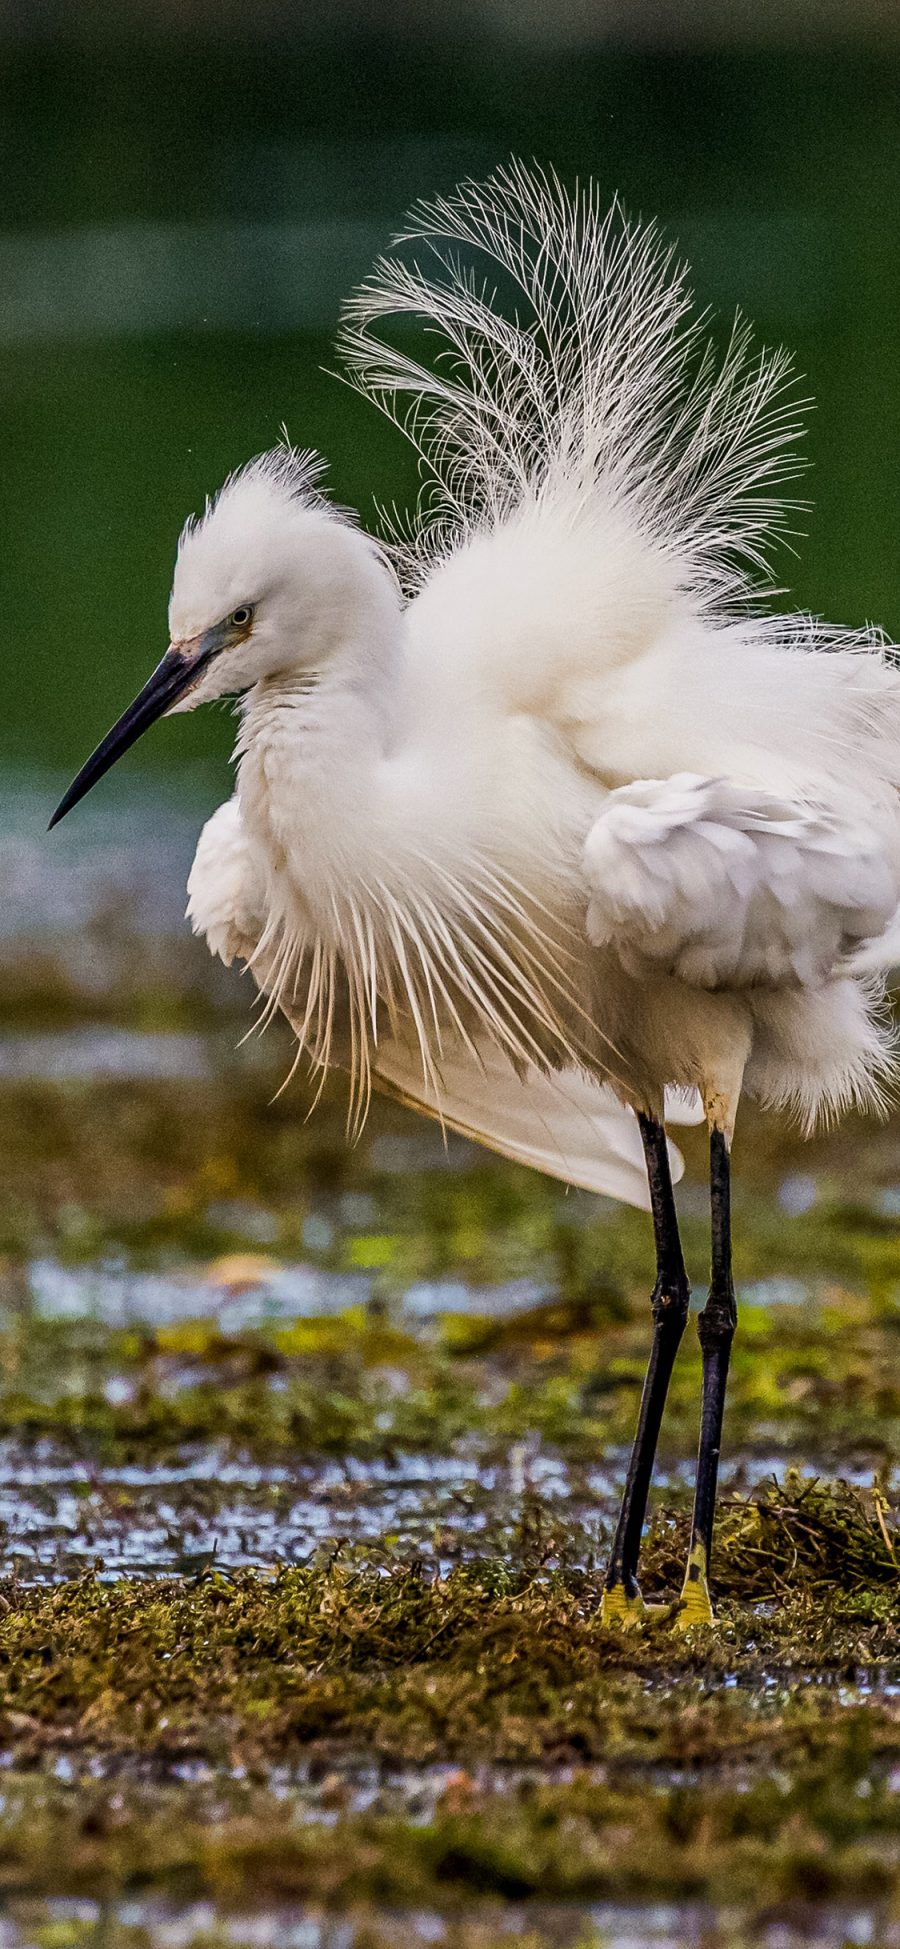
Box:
582;773;899;990
186;796;267;966
371;1035;696;1209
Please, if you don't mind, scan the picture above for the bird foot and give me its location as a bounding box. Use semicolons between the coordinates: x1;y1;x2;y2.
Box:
600;1581;672;1629
672;1534;716;1631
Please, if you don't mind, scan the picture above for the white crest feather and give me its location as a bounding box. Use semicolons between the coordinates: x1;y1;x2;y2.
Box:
178;443;331;550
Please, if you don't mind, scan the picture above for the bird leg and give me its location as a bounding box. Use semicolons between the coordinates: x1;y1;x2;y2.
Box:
674;1123;737;1629
601;1112;691;1627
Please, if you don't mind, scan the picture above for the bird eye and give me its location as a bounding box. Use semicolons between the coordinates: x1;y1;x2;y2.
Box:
230;605;253;629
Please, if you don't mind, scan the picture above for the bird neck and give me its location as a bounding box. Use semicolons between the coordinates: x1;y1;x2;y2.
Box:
233;607;405;927
239;614;399;759
238;520;403;750
236;512;402;735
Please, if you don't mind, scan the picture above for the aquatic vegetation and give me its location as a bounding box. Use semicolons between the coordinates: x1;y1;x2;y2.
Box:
0;1483;893;1910
0;1481;894;1759
0;1288;896;1469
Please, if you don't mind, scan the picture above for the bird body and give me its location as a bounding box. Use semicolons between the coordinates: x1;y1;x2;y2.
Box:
53;164;900;1625
184;455;900;1147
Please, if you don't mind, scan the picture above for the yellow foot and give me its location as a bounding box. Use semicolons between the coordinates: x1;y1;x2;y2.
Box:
600;1582;671;1630
673;1534;715;1631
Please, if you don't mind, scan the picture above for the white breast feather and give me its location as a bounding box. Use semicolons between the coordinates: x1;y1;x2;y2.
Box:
185;794;695;1204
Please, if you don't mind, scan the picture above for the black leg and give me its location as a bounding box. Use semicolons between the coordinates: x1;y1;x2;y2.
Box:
678;1125;737;1627
601;1113;691;1623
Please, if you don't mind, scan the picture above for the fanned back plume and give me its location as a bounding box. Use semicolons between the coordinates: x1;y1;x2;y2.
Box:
339;161;806;605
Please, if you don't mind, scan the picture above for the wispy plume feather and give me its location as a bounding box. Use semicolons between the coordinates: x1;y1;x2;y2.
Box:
339;161;808;605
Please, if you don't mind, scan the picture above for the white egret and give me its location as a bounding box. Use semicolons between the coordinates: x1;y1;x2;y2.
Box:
51;165;900;1628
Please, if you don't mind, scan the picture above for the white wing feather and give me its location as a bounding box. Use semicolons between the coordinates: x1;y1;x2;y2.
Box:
371;1036;697;1208
583;774;900;990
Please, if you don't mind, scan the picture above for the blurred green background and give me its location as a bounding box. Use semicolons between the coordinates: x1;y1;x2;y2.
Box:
3;9;900;784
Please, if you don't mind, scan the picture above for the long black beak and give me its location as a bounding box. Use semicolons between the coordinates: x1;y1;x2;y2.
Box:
49;639;213;830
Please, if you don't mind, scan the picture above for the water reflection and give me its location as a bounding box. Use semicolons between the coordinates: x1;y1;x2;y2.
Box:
0;1895;895;1949
0;1441;883;1584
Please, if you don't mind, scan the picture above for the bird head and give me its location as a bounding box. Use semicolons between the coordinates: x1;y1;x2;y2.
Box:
50;447;397;829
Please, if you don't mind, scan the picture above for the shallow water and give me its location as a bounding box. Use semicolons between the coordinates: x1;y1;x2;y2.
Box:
23;1251;854;1331
0;1439;870;1584
0;1896;897;1949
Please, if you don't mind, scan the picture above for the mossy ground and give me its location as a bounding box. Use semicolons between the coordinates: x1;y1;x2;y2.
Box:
0;1495;894;1934
0;1498;896;1912
0;1037;898;1942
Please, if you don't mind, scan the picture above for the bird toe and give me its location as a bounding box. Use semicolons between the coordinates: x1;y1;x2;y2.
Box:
600;1583;673;1630
672;1534;716;1631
